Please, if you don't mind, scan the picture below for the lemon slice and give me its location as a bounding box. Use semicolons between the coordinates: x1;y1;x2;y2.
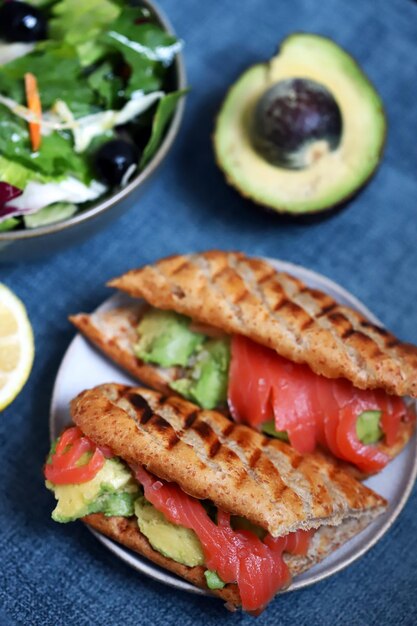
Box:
0;283;34;411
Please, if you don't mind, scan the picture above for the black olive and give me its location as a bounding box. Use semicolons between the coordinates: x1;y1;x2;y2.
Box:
252;78;342;170
94;139;140;187
0;1;48;43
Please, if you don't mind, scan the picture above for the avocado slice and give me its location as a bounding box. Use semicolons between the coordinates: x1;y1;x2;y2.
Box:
134;309;205;368
204;570;226;590
356;410;383;445
213;34;386;215
135;497;205;567
170;338;230;410
46;458;139;523
261;420;290;442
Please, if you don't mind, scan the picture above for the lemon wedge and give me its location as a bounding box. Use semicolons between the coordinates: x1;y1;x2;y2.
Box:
0;283;34;411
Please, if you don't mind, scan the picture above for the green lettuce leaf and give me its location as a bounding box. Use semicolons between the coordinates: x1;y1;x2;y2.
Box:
0;105;92;183
140;90;186;168
87;61;123;110
101;7;181;96
0;155;45;188
0;42;95;115
24;202;77;228
0;218;19;232
25;0;54;7
49;0;121;66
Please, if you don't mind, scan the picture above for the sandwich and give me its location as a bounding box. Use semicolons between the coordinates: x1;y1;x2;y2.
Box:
44;383;387;613
70;251;416;475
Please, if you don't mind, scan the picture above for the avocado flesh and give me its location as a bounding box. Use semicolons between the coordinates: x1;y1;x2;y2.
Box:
261;420;290;442
46;458;139;523
170;338;230;409
135;309;205;367
135;497;205;567
205;570;226;590
214;33;386;214
135;307;230;410
356;410;383;444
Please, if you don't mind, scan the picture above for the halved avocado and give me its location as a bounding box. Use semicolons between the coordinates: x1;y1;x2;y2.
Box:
213;34;386;215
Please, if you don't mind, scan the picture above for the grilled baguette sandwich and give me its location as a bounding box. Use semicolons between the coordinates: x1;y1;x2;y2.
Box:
45;383;387;613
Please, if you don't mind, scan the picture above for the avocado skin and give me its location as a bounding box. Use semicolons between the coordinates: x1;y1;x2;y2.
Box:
213;33;386;216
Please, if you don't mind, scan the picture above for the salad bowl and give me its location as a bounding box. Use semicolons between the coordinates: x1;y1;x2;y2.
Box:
0;0;186;262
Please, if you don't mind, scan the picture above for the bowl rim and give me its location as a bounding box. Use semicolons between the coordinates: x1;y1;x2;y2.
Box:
0;0;187;242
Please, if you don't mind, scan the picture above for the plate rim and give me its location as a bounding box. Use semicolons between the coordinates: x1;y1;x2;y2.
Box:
49;257;417;598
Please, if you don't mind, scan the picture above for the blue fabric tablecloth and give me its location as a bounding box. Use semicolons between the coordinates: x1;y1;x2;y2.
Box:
2;0;417;624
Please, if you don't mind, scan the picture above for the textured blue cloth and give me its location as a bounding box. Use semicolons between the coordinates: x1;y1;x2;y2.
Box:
2;0;417;624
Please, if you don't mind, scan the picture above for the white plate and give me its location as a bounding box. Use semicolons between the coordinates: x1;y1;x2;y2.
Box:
50;259;417;597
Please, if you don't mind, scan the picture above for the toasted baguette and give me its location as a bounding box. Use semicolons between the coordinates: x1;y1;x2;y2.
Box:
71;384;386;538
70;301;415;475
109;251;417;398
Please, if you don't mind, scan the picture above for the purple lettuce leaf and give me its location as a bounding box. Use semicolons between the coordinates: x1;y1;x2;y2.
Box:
0;182;24;222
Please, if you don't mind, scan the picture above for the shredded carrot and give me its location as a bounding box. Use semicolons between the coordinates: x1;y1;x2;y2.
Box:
24;72;42;152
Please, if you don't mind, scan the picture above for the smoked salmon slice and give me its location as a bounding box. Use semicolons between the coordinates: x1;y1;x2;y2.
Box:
228;335;409;473
135;466;313;612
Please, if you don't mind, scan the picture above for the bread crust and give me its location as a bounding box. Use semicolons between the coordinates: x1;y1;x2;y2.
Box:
71;384;386;539
70;302;415;474
108;251;417;398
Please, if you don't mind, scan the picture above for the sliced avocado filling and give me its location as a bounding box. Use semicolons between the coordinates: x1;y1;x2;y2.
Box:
135;496;205;567
171;338;230;409
135;308;230;410
46;457;140;523
134;309;205;367
356;410;383;445
261;420;289;442
135;497;227;587
204;570;226;590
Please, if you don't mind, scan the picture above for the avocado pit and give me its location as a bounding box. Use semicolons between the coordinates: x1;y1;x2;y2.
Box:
252;78;342;169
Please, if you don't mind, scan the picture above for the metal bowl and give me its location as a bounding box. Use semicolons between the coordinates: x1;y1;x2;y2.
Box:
0;0;186;263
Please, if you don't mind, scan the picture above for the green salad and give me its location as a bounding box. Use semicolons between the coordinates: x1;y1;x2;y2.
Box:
0;0;185;231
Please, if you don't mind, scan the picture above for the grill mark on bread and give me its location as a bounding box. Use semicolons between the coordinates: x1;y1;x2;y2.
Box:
209;439;222;458
341;327;355;340
249;448;261;468
171;259;191;275
286;290;379;381
207;418;308;520
268;272;392;385
193;420;215;441
331;307;407;383
129;392;154;424
259;441;314;517
194;255;245;325
300;318;314;331
183;410;198;429
139;392;237;475
317;303;337;317
222;423;235;437
229;256;305;358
